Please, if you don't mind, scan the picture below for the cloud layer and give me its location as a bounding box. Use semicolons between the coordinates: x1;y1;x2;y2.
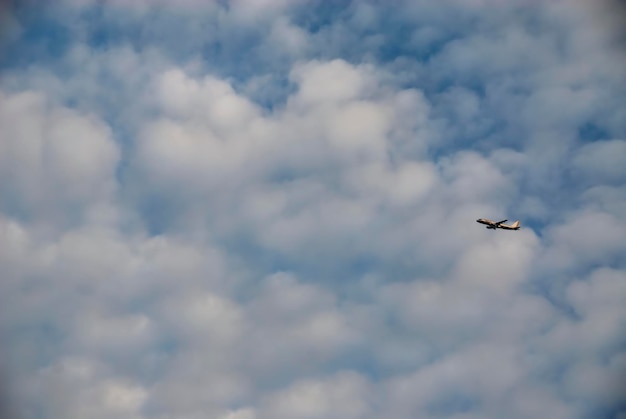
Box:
1;1;625;418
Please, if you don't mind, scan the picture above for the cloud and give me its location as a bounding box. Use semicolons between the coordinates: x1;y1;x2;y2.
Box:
0;90;120;234
572;139;626;185
259;371;373;419
22;356;148;419
1;1;625;418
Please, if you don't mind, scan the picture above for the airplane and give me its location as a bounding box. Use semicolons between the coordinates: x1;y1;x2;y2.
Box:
476;218;521;230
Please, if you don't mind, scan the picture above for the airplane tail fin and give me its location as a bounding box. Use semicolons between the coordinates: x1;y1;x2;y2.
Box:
511;221;520;228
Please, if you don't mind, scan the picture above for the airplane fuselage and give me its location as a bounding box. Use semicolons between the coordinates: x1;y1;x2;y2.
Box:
476;218;520;230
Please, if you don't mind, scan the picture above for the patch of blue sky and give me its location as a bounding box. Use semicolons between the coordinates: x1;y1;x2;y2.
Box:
583;404;626;419
201;38;288;89
3;311;68;373
211;224;409;296
237;245;376;289
85;17;169;62
80;9;294;107
0;183;30;224
294;1;468;61
222;241;299;285
290;0;353;34
577;122;612;143
0;9;71;69
237;73;295;111
133;190;194;237
426;392;481;417
0;2;485;119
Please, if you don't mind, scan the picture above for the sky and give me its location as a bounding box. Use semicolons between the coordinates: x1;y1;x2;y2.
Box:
0;0;625;418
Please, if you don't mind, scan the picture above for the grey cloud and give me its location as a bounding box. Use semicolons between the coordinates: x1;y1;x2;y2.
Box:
0;91;120;235
258;371;373;419
572;139;626;185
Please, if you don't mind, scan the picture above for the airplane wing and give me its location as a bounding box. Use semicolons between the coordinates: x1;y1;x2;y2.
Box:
495;219;508;225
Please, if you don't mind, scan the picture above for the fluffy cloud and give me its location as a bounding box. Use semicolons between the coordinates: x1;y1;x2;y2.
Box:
1;1;625;418
259;371;373;419
0;91;120;232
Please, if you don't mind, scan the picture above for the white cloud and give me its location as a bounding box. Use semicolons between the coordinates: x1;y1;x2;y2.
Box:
78;309;151;343
438;151;512;204
543;211;626;273
21;356;147;419
165;291;244;345
229;0;303;23
452;229;539;288
327;100;390;154
155;69;261;131
241;273;357;379
289;60;371;107
0;91;120;232
267;17;310;57
219;408;257;419
259;371;372;419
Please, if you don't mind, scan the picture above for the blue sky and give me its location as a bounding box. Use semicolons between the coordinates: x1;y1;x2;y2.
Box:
1;1;625;418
